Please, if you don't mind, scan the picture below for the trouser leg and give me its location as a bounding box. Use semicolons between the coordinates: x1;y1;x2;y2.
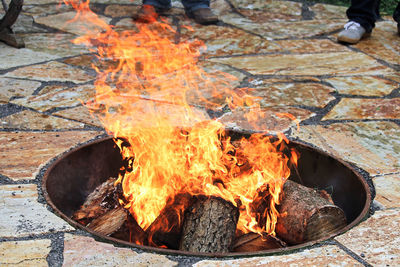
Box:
142;0;172;9
394;2;400;23
346;0;380;32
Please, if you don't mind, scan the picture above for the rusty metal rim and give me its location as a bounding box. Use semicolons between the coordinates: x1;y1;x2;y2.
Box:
41;136;372;258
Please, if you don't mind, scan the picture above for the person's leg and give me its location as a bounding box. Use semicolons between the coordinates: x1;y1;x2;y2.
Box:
142;0;172;10
394;2;400;34
181;0;218;25
346;0;380;32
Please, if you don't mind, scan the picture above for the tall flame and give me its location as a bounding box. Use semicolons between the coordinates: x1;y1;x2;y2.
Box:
64;0;298;243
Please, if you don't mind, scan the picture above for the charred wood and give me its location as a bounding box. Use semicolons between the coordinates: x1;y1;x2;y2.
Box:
233;232;286;252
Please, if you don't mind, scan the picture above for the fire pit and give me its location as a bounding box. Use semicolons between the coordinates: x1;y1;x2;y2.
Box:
42;133;371;257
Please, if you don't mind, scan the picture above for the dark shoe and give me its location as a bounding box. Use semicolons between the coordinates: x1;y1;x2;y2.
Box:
133;4;169;23
186;8;218;25
398;23;400;36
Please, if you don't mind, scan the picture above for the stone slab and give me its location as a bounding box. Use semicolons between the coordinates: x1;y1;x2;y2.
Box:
324;76;399;96
0;77;41;104
374;174;400;208
11;84;96;112
292;122;400;176
194;245;362;266
0;239;51;266
0;43;60;71
53;106;103;128
4;62;94;83
336;209;400;266
34;11;112;36
0;184;73;238
323;98;400;120
209;52;395;76
0;110;85;130
0;131;101;180
63;234;178;266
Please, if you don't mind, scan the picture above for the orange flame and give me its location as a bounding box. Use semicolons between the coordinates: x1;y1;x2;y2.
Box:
64;0;298;243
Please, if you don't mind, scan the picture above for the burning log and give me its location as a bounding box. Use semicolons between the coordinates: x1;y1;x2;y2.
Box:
233;232;287;252
146;193;195;249
87;206;127;235
179;196;239;253
275;180;347;245
72;177;119;225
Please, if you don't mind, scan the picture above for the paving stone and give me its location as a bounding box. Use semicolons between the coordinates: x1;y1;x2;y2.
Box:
24;0;59;4
0;239;51;266
351;20;400;66
20;33;89;57
0;110;85;130
293;122;400;176
4;62;94;83
0;184;73;238
220;14;345;39
230;0;302;16
104;4;139;17
53;106;103;128
323;98;400;120
237;8;301;23
194;245;361;266
0;77;41;104
62;54;97;69
309;3;348;20
34;11;111;36
210;0;234;16
22;4;75;18
276;39;349;53
209;52;396;76
63;234;178;266
373;174;400;208
0;43;60;70
336;209;400;266
324;76;399;96
218;106;313;133
0;131;101;180
11;84;96;112
180;24;281;57
12;14;49;33
252;82;336;108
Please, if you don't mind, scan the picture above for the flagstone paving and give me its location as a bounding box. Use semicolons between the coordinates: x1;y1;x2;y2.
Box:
0;0;399;266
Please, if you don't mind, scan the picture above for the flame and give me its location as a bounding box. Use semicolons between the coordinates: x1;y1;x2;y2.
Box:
64;0;298;244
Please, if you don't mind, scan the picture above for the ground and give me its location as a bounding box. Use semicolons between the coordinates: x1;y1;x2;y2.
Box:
0;0;399;266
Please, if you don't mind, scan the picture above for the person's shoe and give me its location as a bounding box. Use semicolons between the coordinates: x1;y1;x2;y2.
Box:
186;8;219;25
133;4;169;23
337;21;371;44
398;23;400;36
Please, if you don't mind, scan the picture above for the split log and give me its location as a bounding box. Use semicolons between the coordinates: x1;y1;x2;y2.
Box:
276;180;347;245
87;205;127;235
72;177;119;224
179;196;239;253
111;212;146;245
233;232;286;252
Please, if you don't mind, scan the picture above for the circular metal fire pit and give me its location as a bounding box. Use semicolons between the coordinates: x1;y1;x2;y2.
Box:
42;135;372;257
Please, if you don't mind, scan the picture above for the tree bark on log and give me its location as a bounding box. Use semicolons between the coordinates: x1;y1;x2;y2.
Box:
276;180;347;244
179;196;239;253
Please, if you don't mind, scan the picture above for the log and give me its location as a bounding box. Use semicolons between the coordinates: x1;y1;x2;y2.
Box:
111;212;146;245
72;177;119;224
179;196;239;253
275;180;347;245
87;205;127;235
146;193;195;249
233;232;286;252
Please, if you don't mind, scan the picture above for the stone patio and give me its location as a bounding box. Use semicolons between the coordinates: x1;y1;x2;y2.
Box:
0;0;399;266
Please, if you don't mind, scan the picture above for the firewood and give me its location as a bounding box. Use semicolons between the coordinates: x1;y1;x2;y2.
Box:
111;212;146;245
87;205;127;235
179;196;239;253
72;177;118;224
233;232;287;252
146;193;195;250
275;180;347;245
